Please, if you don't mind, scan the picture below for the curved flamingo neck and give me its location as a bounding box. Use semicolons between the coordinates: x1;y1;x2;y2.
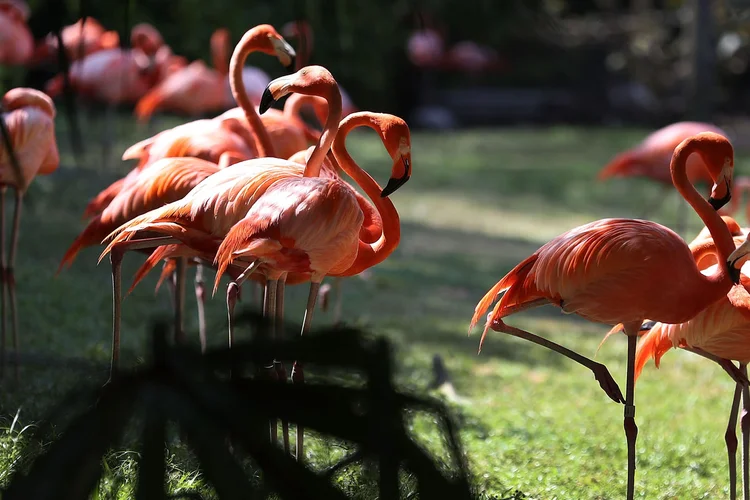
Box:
229;30;275;157
671;140;735;294
284;94;327;126
331;114;400;276
303;85;342;178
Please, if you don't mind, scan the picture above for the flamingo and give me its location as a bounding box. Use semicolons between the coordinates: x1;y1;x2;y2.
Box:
0;0;32;66
134;28;236;122
631;226;750;500
0;88;59;381
32;17;120;65
469;131;738;500
597;121;731;234
57;157;223;350
99;67;411;457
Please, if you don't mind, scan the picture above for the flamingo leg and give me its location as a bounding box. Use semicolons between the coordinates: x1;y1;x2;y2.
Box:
622;329;639;500
275;277;290;454
332;278;343;326
0;187;6;380
727;380;743;500
294;281;322;463
108;236;182;383
7;189;21;383
173;257;187;344
485;308;624;403
681;347;749;385
226;260;259;351
741;363;750;500
194;261;207;353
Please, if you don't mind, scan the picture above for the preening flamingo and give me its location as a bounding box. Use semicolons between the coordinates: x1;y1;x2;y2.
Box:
470;132;738;500
0;0;32;66
597;121;730;234
134;28;236;122
32;17;120;65
0;88;59;381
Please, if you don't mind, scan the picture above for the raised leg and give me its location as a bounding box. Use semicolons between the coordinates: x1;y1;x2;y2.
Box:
623;332;638;500
275;278;290;455
294;281;322;463
0;187;6;380
488;318;625;403
194;262;207;353
727;380;743;500
173;257;187;344
7;190;21;383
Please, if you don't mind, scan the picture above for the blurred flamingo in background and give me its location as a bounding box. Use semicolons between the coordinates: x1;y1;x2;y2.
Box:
631;224;750;500
43;23;168;164
0;88;59;382
135;28;238;122
44;23;166;104
721;176;750;225
32;17;120;66
597;121;731;234
281;20;359;117
470;132;738;500
80;23;296;221
0;0;32;66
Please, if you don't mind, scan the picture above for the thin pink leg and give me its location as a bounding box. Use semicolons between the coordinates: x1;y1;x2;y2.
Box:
275;278;290;454
194;262;207;353
294;281;321;463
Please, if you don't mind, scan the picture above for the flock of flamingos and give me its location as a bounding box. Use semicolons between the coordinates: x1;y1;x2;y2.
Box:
4;1;750;498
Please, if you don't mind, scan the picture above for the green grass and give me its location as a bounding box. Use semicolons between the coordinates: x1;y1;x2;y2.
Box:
1;109;748;499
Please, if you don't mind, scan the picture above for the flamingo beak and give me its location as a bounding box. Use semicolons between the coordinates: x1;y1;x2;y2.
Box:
381;156;411;197
259;87;277;114
709;180;731;210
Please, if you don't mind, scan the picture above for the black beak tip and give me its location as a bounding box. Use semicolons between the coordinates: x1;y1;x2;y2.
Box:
729;263;742;285
380;175;410;198
258;88;276;115
709;193;731;211
639;320;657;332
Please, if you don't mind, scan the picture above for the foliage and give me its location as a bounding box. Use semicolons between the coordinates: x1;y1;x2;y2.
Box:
1;314;475;499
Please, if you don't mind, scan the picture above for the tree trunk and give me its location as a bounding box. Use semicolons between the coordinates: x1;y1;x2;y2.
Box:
686;0;715;121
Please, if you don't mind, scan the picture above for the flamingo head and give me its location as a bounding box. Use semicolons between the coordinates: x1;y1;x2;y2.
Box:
727;234;750;284
678;132;735;210
259;65;337;115
370;113;412;197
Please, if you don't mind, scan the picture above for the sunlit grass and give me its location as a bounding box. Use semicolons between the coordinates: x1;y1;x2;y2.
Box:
1;110;749;498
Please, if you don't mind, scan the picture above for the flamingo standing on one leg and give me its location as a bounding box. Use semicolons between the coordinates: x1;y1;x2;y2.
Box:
0;88;59;381
470;131;739;500
597;121;730;234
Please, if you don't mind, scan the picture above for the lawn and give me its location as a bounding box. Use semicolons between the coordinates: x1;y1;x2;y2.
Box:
0;109;746;499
